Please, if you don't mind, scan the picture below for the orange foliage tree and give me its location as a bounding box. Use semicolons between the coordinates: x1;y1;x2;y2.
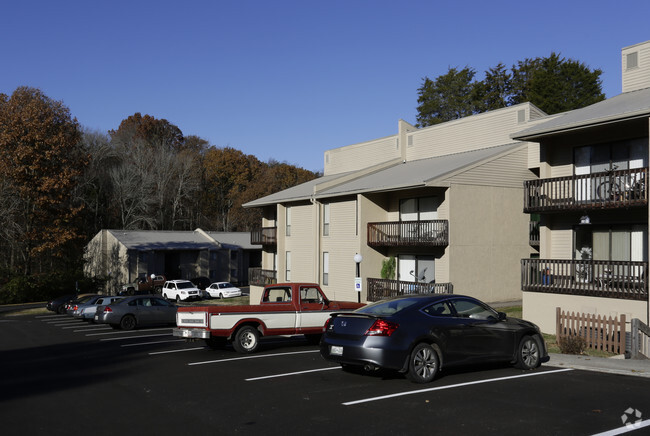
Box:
0;87;88;274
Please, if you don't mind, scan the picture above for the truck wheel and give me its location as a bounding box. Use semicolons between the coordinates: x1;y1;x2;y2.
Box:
154;286;162;295
205;337;227;350
176;295;181;303
127;288;134;296
233;326;260;354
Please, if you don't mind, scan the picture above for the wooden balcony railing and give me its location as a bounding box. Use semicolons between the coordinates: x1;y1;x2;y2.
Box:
524;167;647;213
367;278;453;302
521;258;648;301
250;227;277;246
248;268;277;287
367;220;449;247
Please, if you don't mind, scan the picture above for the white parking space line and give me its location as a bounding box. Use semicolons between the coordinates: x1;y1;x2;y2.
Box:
62;324;105;329
591;419;650;436
36;315;63;319
122;339;188;348
148;346;206;355
246;366;340;381
188;349;319;366
85;328;172;337
343;368;574;406
73;327;112;332
99;333;173;342
48;320;82;325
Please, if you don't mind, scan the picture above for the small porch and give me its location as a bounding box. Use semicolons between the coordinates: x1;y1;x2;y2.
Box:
366;278;453;302
367;220;449;247
521;258;648;301
524;167;647;213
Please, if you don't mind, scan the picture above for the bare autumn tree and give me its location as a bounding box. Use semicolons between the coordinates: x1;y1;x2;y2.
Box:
0;87;88;274
108;114;202;230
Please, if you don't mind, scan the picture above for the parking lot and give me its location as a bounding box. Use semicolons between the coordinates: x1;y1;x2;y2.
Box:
1;312;649;435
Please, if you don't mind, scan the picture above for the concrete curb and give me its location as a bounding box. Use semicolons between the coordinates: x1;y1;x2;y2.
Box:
546;353;650;378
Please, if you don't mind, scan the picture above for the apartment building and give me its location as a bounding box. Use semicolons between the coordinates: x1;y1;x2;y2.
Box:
515;41;650;333
244;103;548;305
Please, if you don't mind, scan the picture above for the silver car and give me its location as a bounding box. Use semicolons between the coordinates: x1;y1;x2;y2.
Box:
94;295;177;330
72;295;124;321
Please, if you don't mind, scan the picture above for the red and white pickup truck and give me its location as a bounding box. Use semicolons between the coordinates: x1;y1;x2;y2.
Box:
173;283;364;353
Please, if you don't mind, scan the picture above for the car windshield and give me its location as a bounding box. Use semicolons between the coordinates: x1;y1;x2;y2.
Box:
357;298;421;316
177;282;194;289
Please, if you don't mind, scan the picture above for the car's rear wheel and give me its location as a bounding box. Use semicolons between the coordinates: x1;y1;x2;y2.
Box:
120;315;136;330
57;305;66;314
232;325;260;354
406;343;439;383
515;335;541;369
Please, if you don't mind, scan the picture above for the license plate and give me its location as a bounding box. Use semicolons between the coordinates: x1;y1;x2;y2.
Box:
182;330;192;338
330;345;343;356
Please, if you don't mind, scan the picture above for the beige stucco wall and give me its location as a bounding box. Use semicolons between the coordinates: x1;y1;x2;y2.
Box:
523;291;649;334
448;184;533;303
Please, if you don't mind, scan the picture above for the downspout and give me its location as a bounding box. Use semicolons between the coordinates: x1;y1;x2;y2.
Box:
311;196;321;285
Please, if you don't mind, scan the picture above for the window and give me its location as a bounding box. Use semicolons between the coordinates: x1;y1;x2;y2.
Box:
450;298;497;320
285;251;291;281
574;139;648;175
263;287;292;302
286;207;292;236
576;225;648;262
423;301;452;317
398;255;435;283
323;203;330;236
627;52;639;70
322;252;329;285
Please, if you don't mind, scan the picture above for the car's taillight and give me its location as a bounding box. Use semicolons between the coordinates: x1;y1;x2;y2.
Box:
103;307;112;313
323;317;333;332
72;305;78;311
365;319;399;336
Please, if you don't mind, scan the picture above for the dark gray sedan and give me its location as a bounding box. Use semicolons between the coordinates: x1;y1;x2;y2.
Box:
320;294;549;383
94;295;177;330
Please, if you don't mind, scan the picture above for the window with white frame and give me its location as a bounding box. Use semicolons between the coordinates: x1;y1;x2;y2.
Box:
323;252;329;285
286;206;291;236
285;251;292;281
323;203;330;236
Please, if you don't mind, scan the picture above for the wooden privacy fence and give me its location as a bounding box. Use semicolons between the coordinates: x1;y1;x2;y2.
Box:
556;307;626;354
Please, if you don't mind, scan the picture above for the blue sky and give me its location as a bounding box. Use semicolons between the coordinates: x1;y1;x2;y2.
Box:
2;0;649;172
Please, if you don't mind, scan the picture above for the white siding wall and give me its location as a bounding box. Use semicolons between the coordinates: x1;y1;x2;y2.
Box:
442;147;535;188
406;105;531;161
320;199;360;301
622;41;650;93
283;203;316;282
324;135;400;175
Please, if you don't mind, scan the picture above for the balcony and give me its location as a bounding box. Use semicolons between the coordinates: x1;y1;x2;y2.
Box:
367;220;449;247
524;167;647;213
521;258;648;301
250;227;277;246
248;268;277;287
367;278;453;302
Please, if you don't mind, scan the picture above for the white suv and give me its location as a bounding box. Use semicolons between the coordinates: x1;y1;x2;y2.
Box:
162;280;202;302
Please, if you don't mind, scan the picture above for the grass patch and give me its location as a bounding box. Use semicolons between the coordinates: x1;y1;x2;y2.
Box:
181;296;250;306
499;306;522;319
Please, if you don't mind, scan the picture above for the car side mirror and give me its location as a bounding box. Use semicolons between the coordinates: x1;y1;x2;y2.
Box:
498;312;507;321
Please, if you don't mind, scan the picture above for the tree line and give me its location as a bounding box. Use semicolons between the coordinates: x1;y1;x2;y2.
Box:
0;87;318;301
0;52;604;302
415;52;605;127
